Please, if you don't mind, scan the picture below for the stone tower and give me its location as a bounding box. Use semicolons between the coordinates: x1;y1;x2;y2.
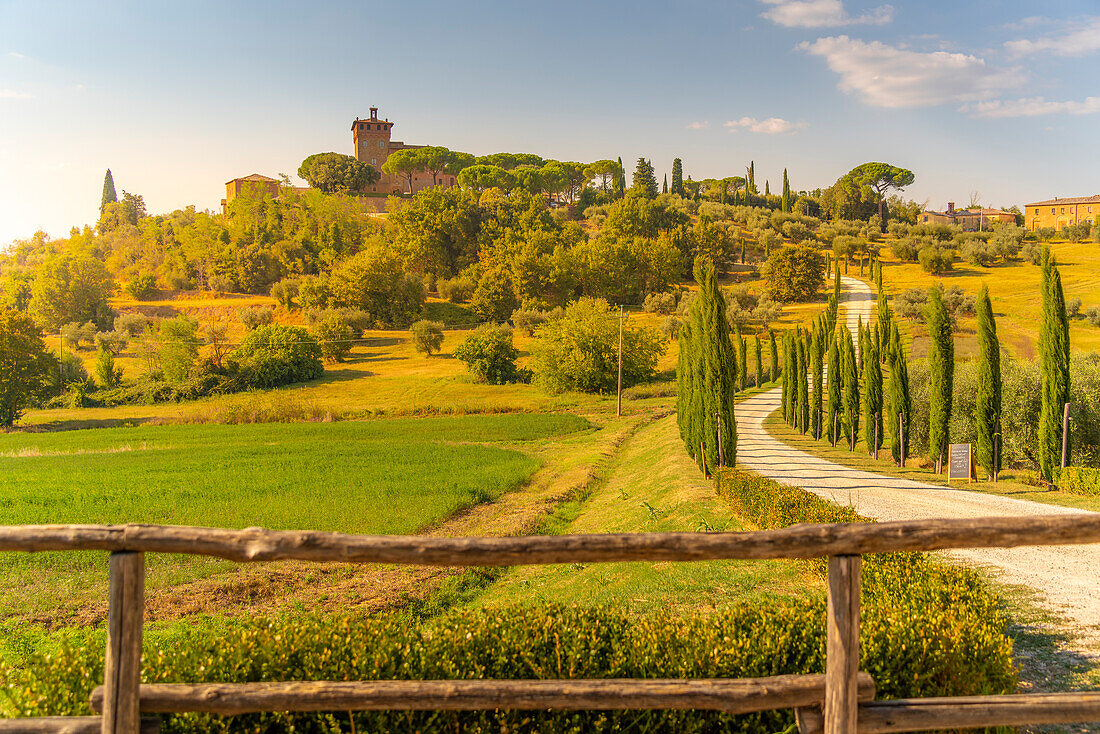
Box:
352;107;394;170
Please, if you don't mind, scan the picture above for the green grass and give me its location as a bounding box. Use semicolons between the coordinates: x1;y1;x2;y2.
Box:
0;413;589;618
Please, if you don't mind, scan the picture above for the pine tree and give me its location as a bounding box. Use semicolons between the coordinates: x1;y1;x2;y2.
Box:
781;169;790;213
841;330;860;450
100;169;118;218
671;158;684;197
886;323;911;465
1038;247;1070;481
974;285;1002;480
927;285;954;472
826;331;841;445
613;156;626;199
630;158;658;199
754;334;763;388
797;330;809;434
769;329;779;384
863;330;883;456
676;258;737;471
811;321;824;439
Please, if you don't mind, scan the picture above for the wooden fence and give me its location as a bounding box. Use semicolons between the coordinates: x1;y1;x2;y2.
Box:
3;514;1100;734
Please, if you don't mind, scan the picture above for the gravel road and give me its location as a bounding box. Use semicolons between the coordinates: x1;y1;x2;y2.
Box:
736;275;1100;633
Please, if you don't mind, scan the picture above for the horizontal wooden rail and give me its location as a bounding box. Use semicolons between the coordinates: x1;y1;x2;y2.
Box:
2;514;1100;565
88;675;875;715
0;717;159;733
797;691;1100;733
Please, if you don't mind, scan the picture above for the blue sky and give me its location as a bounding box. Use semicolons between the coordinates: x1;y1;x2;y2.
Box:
1;0;1098;245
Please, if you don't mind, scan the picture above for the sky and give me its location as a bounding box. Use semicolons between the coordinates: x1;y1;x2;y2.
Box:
1;0;1098;245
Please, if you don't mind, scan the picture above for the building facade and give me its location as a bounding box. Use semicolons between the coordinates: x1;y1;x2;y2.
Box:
918;202;1017;231
1024;196;1100;231
352;107;458;195
221;174;281;214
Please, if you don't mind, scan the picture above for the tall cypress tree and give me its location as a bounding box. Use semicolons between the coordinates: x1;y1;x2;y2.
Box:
927;285;954;472
100;169;118;218
748;161;756;194
826;331;841;445
781;169;790;213
856;316;865;378
671;158;684;197
786;332;799;425
1039;247;1070;481
676;258;737;471
863;331;883;456
974;285;1002;480
765;180;771;197
876;280;892;357
811;321;824;439
797;331;809;434
886;323;911;465
768;329;779;384
662;173;668;194
736;327;748;392
841;330;860;450
613;156;626;199
753;334;763;388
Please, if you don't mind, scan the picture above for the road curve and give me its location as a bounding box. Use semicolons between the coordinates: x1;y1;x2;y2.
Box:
736;276;1100;632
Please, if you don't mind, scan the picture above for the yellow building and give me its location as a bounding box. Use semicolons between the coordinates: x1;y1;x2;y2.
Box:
1024;195;1100;231
918;202;1017;231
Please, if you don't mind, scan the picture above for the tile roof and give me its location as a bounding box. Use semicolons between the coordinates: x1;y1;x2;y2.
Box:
226;173;279;184
1026;195;1100;207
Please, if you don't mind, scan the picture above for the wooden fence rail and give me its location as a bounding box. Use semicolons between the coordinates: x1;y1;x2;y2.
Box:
1;515;1099;734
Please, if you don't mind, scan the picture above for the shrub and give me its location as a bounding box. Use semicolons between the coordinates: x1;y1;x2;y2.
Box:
642;291;678;315
1063;221;1091;243
61;321;97;350
894;288;928;322
1021;238;1044;264
93;330;127;355
941;285;976;323
59;351;87;386
1067;297;1083;319
157;316;201;384
231;325;324;388
764;245;824;303
238;306;274;331
94;348;123;389
891;236;932;262
125;272;157;300
453;324;524;384
960;238;997;267
269;279;299;310
207;273;236;293
114;312;146;337
533;296;667;394
329;248;425;327
1088;306;1100;327
510;308;550;336
409;320;445;357
781;221;813;243
470;268;519;323
1058;467;1100;496
310;311;354;363
917;246;953;273
660;315;681;339
297;275;332;310
438;275;476;304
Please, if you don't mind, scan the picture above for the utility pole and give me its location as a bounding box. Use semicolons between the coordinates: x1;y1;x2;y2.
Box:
1062;402;1072;470
616;305;624;417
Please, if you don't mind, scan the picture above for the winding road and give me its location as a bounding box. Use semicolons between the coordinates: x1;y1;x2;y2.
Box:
736;276;1100;634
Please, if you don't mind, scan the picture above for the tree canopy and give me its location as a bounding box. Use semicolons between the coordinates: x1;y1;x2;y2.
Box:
298;152;380;194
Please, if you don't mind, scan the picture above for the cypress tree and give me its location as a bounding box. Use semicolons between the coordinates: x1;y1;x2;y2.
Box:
863;331;883;456
876;281;892;357
736;327;748;392
671;158;684;197
765;180;771;197
841;329;860;450
662;173;668;194
797;330;809;434
886;323;911;465
613;157;626;199
826;331;841;445
974;285;1002;480
927;285;954;472
630;158;658;199
676;258;737;471
781;168;790;213
100;169;118;218
811;321;823;439
856;316;865;378
768;329;779;384
786;332;799;425
1039;248;1070;481
754;334;763;388
833;262;842;302
748;161;755;194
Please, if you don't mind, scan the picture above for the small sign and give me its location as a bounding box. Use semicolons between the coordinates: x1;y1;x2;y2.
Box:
948;443;977;482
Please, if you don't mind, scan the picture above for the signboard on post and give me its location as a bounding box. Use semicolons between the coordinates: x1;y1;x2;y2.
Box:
948;443;977;482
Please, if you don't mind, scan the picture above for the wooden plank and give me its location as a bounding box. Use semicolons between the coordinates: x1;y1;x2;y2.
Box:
825;555;861;734
2;516;1099;565
101;552;144;734
797;692;1100;733
89;675;875;715
0;717;158;733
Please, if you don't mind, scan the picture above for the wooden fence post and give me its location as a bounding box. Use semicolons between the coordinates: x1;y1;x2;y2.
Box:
825;554;861;734
102;551;145;734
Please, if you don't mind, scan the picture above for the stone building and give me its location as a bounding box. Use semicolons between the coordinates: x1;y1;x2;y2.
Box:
918;202;1017;231
352;107;458;195
1024;195;1100;231
221;173;281;214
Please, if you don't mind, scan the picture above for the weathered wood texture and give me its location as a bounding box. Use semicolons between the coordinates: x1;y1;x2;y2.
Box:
0;718;158;734
101;552;144;734
89;675;875;716
797;692;1100;733
825;555;861;734
3;515;1100;565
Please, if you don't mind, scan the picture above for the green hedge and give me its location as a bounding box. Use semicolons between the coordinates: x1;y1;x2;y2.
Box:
715;468;1016;701
1057;466;1100;496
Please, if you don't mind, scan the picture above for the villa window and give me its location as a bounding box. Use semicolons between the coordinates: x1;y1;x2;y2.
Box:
379;140;385;148
371;158;377;166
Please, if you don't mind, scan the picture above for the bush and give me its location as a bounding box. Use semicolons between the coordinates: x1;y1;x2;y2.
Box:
94;348;122;389
93;330;127;355
453;324;525;384
157;316;201;384
270;279;299;310
781;221;813;243
1058;467;1100;496
125;272;157;300
660;315;681;339
59;351;87;386
764;245;824;303
409;320;444;357
114;312;146;337
231;324;324;388
1067;297;1083;319
329;248;426;327
533;297;667;394
917;246;953;273
642;291;678;315
510;308;550;336
1021;238;1044;264
61;321;97;350
297;275;332;310
310;311;354;363
438;275;476;304
891;236;933;262
1088;307;1100;327
960;238;997;267
238;306;274;331
894;288;928;322
470;268;519;323
1063;221;1091;243
941;285;976;323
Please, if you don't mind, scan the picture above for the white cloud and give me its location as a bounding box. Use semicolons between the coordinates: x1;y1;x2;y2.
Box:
686;121;710;130
760;0;892;28
1005;17;1100;57
799;36;1021;108
724;117;807;134
0;89;32;100
963;96;1100;118
8;51;25;59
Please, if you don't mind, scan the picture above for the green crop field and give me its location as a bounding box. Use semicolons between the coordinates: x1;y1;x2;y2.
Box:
0;413;589;619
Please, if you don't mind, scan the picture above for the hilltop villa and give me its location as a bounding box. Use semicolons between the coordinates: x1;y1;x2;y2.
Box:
918;202;1017;231
352;107;459;195
1024;195;1100;231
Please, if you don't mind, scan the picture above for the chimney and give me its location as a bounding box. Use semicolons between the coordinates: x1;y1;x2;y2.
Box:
946;201;954;213
370;107;378;121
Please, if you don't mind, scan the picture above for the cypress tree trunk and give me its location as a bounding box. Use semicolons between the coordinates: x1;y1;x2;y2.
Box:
974;285;1001;479
842;330;860;450
927;285;954;472
1039;248;1070;481
826;333;841;445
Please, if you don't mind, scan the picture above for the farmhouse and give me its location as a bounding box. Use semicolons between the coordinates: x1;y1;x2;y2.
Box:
352;107;459;195
1024;195;1100;231
918;202;1017;231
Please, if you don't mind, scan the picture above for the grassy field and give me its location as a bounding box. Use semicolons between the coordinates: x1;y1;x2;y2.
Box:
0;414;588;619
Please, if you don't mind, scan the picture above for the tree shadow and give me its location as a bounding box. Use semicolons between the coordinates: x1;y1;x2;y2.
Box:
18;417;155;433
